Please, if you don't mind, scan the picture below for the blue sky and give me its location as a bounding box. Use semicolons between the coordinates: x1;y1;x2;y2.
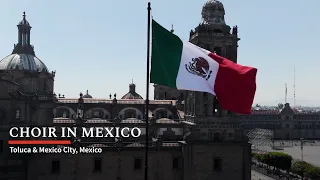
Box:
0;0;319;106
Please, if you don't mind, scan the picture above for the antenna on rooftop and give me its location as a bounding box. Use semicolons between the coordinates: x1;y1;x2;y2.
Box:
294;66;296;108
285;83;287;103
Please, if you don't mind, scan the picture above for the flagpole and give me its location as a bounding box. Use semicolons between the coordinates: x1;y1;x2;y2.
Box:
145;2;151;180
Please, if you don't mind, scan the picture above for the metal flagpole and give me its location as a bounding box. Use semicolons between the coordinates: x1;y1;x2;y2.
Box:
144;2;151;180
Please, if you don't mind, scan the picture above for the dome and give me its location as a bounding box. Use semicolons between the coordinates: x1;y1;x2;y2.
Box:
0;54;49;72
121;92;143;99
0;12;49;73
121;83;143;100
18;19;30;26
201;0;226;25
83;90;92;98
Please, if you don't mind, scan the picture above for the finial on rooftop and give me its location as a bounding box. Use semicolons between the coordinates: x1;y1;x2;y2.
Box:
170;24;174;33
86;90;89;95
23;12;26;19
132;79;133;84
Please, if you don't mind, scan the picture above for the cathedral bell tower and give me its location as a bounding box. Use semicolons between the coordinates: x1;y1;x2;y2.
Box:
186;0;240;119
182;3;251;180
189;0;239;62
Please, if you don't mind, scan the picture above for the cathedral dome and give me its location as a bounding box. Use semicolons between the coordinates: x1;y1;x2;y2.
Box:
0;54;48;72
121;83;143;100
83;90;92;98
201;0;226;25
0;12;49;73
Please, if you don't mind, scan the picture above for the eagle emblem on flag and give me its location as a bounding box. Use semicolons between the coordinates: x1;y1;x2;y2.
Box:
185;57;212;80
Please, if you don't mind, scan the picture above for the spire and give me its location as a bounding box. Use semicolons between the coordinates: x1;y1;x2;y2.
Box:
12;12;35;56
170;24;174;33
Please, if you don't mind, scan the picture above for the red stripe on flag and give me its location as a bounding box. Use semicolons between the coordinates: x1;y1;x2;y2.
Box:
208;53;257;114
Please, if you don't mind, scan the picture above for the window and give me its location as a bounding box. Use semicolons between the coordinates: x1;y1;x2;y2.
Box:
213;157;222;171
134;158;142;170
203;104;208;116
43;78;47;91
157;110;167;119
51;160;60;173
0;140;3;154
93;111;100;118
213;133;220;141
203;93;208;100
93;158;102;172
172;157;180;170
125;109;136;119
63;111;67;118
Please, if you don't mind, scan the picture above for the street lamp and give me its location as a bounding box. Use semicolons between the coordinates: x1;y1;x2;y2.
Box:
300;138;304;161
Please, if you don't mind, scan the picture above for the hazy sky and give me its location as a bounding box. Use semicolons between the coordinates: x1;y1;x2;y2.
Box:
0;0;319;106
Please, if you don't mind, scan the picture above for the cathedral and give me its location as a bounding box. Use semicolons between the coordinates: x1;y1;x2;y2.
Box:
0;1;252;180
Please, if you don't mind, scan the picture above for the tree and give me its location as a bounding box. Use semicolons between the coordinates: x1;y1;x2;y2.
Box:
278;103;284;110
291;161;312;178
292;161;320;179
304;166;320;179
252;152;292;171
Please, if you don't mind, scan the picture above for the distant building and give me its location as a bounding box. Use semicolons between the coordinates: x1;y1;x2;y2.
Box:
240;103;320;140
0;1;252;180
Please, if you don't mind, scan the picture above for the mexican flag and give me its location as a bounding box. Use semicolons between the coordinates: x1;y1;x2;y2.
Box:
150;20;257;114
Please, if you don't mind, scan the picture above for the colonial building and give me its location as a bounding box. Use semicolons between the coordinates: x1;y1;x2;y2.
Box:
240;103;320;140
0;1;254;180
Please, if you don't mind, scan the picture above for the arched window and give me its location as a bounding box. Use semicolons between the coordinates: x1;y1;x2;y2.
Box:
124;109;136;119
156;110;167;119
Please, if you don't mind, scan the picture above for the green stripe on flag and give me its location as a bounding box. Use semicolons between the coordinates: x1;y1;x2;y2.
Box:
150;20;183;88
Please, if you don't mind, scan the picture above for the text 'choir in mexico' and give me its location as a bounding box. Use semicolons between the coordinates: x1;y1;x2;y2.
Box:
9;127;143;138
